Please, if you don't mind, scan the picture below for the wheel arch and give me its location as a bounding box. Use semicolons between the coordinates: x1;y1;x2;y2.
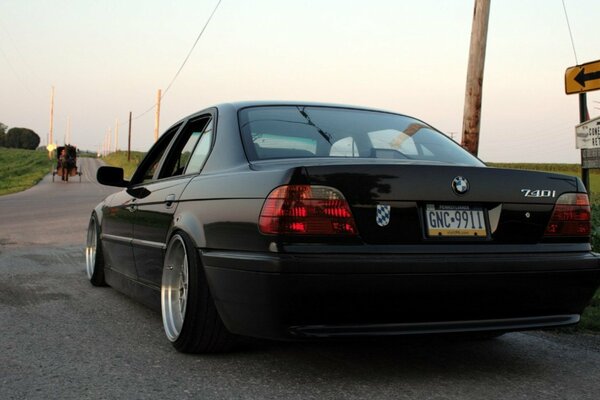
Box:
91;204;105;229
169;209;207;249
160;221;237;353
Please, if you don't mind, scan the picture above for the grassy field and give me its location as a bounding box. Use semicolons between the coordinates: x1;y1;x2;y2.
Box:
102;151;145;180
489;163;600;204
0;148;54;195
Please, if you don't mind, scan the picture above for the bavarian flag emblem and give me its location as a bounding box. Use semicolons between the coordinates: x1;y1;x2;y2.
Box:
376;204;391;227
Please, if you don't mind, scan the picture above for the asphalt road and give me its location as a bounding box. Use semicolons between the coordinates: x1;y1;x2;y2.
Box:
1;158;600;399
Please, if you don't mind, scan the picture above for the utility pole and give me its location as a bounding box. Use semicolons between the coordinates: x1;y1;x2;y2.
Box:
128;111;132;161
49;86;54;145
154;89;162;142
115;118;119;152
66;116;71;144
48;86;55;159
461;0;491;156
107;128;111;156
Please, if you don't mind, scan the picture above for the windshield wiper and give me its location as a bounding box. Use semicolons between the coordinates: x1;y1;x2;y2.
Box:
297;106;334;144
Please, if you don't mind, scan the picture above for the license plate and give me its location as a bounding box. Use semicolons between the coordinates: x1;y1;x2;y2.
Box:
425;204;487;237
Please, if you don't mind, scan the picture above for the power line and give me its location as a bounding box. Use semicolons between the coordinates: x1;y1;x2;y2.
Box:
561;0;579;65
162;0;222;100
0;17;42;101
0;17;44;85
0;44;38;99
131;0;223;122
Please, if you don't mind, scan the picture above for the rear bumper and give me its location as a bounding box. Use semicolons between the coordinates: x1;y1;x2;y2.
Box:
201;250;600;340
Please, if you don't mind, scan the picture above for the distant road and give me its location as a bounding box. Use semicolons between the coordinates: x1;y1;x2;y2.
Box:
1;158;600;399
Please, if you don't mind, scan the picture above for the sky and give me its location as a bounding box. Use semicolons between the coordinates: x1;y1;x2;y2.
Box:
1;0;599;163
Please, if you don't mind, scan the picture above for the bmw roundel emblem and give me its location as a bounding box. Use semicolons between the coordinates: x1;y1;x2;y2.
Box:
452;176;469;195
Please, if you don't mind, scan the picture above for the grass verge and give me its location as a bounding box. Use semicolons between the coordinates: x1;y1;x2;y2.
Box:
489;163;600;204
102;151;145;180
0;148;54;195
578;290;600;331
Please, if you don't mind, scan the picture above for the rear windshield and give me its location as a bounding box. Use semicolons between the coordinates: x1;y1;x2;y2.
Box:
238;106;484;166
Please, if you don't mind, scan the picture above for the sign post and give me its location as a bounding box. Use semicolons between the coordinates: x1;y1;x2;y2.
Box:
580;93;590;191
565;59;600;194
46;143;56;161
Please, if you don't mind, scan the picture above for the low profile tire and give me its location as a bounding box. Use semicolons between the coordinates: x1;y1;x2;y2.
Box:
85;215;107;286
161;232;236;353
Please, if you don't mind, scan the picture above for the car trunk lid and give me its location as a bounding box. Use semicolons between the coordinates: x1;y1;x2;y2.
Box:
299;164;584;244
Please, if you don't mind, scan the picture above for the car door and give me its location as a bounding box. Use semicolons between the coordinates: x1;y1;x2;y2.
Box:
100;190;137;279
132;115;214;287
101;122;183;280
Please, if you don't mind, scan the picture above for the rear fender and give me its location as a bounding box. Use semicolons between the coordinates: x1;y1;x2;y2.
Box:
169;210;207;249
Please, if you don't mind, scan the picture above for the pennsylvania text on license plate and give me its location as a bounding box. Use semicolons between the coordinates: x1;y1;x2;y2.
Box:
425;204;487;237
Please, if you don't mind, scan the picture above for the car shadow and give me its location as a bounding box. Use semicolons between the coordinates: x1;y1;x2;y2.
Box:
202;333;547;383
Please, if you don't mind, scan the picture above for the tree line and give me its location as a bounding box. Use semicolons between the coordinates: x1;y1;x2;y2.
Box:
0;122;41;150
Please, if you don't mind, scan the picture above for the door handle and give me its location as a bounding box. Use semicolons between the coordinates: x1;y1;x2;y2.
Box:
165;194;176;209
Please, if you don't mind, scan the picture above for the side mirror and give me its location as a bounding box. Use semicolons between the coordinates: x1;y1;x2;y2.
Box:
97;166;129;187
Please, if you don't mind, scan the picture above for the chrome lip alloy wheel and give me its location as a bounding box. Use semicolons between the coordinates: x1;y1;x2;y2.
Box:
162;235;189;342
85;219;97;280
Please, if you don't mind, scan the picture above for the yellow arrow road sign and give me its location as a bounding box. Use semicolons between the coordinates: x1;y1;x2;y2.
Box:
565;59;600;95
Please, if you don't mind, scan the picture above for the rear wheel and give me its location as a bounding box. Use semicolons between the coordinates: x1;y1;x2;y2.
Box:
85;215;107;286
161;232;236;353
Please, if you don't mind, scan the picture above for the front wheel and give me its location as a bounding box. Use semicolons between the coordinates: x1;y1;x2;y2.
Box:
85;215;107;286
161;232;236;353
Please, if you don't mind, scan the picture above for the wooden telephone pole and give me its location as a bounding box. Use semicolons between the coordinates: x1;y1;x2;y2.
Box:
115;118;119;152
154;89;162;142
128;111;132;161
49;86;54;144
66;116;71;144
107;128;111;155
461;0;491;156
48;86;55;158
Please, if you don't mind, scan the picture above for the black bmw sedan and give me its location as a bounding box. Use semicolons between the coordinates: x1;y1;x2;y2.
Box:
86;101;600;353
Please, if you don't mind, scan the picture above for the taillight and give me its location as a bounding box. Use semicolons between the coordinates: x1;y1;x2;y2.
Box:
544;193;591;237
259;185;358;235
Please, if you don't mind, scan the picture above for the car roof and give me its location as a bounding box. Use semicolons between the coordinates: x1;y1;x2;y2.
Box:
217;100;397;114
169;101;409;132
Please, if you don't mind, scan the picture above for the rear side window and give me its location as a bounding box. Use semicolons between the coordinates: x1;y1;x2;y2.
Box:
159;117;211;179
184;120;213;174
238;106;483;166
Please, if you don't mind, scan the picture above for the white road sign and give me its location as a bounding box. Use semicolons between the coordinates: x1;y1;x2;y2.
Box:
575;116;600;149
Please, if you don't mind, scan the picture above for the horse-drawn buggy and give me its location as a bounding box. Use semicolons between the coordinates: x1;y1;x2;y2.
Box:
52;145;82;182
